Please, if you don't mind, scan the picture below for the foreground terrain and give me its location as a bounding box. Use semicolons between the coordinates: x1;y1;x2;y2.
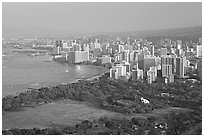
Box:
2;73;202;135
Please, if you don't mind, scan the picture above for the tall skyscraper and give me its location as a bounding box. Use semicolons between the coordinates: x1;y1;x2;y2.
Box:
177;40;182;49
138;55;156;76
161;55;176;74
119;50;130;63
110;64;127;79
196;45;202;57
177;49;183;57
150;46;155;56
162;64;173;77
121;61;131;73
147;66;157;84
107;47;113;54
197;60;202;80
147;70;154;84
73;44;81;51
132;69;143;80
176;57;186;78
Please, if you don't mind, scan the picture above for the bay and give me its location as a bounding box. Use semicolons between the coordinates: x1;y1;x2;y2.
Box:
2;48;108;97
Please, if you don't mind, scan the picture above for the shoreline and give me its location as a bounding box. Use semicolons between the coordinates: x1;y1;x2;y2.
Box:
3;68;108;98
62;69;109;85
2;49;109;98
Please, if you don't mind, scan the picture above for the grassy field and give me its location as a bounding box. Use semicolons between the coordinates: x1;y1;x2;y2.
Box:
2;100;122;130
3;98;190;130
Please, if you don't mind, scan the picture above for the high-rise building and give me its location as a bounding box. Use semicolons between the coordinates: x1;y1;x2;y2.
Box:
116;64;126;77
161;55;176;74
129;52;135;63
155;57;161;70
94;42;101;49
93;48;102;57
150;66;157;78
127;37;130;45
170;48;176;54
117;44;124;53
177;40;182;49
101;43;109;54
121;61;131;73
176;57;186;78
73;44;81;51
85;45;90;52
123;44;133;51
119;50;130;63
150;46;155;56
177;49;183;57
56;40;63;48
110;64;127;79
68;51;89;63
53;46;62;55
162;64;172;77
90;43;95;50
147;66;157;84
147;70;154;84
107;47;113;54
81;44;86;51
160;48;167;56
168;74;174;83
110;68;117;78
142;47;150;55
62;42;68;49
138;54;156;76
197;60;202;80
196;45;202;57
132;69;143;80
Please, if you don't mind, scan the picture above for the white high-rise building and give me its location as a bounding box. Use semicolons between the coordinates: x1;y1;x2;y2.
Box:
147;66;157;84
110;64;127;79
68;51;89;63
162;64;173;77
196;45;202;57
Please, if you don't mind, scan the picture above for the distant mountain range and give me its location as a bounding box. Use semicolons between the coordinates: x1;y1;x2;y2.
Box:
2;26;80;38
3;26;202;42
141;26;202;43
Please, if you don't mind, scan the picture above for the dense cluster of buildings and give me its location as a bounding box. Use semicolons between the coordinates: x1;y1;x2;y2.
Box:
52;37;202;84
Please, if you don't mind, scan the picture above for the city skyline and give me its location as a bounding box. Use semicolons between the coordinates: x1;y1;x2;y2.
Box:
3;2;202;34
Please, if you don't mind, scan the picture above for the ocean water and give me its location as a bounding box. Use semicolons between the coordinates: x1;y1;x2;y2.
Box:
2;48;107;97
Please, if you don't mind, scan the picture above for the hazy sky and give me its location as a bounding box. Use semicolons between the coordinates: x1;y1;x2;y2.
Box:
3;2;202;33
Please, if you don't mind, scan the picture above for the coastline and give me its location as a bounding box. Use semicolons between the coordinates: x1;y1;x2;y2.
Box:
3;66;108;98
2;48;109;98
